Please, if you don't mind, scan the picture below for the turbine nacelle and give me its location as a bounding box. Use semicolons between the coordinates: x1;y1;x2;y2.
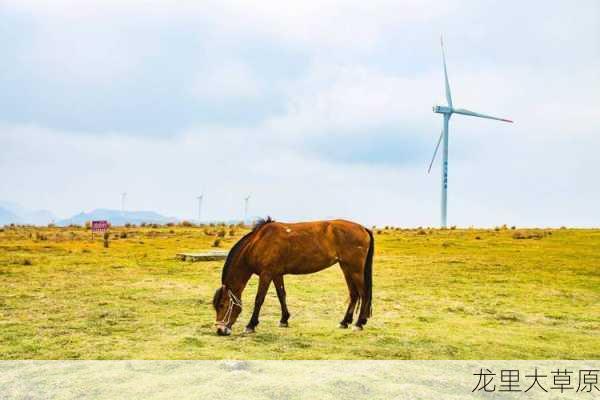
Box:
433;105;452;114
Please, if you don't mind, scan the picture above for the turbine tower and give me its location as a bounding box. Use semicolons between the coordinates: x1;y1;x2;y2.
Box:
196;194;203;223
429;36;513;228
244;195;251;224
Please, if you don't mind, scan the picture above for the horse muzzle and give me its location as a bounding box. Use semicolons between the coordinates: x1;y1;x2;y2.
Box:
216;324;232;336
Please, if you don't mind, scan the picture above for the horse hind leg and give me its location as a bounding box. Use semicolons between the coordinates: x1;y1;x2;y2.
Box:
339;265;359;328
351;270;369;330
273;275;290;327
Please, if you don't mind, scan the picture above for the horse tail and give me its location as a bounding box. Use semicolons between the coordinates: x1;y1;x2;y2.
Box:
364;228;374;317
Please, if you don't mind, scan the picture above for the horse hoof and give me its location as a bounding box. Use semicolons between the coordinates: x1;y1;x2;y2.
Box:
279;322;289;328
338;323;349;329
352;325;363;331
244;327;255;334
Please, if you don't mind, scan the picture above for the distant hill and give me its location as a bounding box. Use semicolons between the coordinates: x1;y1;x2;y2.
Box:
23;209;56;225
0;201;56;226
0;207;23;225
0;200;259;227
57;209;177;226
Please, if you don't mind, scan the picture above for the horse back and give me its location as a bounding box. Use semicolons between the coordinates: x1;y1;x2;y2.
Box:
245;219;371;275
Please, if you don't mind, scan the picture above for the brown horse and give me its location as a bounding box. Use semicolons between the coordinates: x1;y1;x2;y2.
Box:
212;217;374;335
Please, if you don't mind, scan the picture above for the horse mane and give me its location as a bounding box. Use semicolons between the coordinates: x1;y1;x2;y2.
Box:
220;217;274;284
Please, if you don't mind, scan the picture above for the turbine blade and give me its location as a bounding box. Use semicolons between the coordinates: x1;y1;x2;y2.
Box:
441;36;453;108
427;129;444;174
452;108;513;123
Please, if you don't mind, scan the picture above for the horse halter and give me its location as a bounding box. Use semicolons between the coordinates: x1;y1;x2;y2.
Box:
216;289;243;327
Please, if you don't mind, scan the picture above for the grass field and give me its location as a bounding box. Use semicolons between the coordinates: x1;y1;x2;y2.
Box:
0;224;598;359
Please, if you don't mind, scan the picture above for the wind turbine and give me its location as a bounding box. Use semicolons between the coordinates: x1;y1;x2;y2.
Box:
244;195;251;223
196;194;203;223
429;36;513;228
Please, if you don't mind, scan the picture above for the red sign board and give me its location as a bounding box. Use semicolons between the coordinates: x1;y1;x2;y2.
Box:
91;220;109;233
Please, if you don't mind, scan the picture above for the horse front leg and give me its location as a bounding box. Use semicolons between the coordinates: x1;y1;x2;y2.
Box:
244;273;272;334
273;275;290;327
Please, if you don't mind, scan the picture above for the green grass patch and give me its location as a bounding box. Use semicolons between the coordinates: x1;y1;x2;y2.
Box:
0;226;598;359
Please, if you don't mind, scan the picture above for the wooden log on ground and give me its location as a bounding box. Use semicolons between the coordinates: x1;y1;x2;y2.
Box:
176;250;229;262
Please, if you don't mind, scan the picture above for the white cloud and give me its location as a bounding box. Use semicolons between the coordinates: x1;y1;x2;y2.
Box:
267;64;439;140
191;62;262;102
6;0;447;49
21;25;141;84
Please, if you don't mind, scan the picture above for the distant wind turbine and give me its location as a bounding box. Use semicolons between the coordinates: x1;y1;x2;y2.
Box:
244;195;251;223
196;194;203;222
429;36;513;228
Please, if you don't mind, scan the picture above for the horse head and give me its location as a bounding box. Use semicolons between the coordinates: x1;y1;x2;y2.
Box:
213;285;242;336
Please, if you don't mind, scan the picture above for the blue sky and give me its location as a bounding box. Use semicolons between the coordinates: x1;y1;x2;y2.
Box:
1;0;599;226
